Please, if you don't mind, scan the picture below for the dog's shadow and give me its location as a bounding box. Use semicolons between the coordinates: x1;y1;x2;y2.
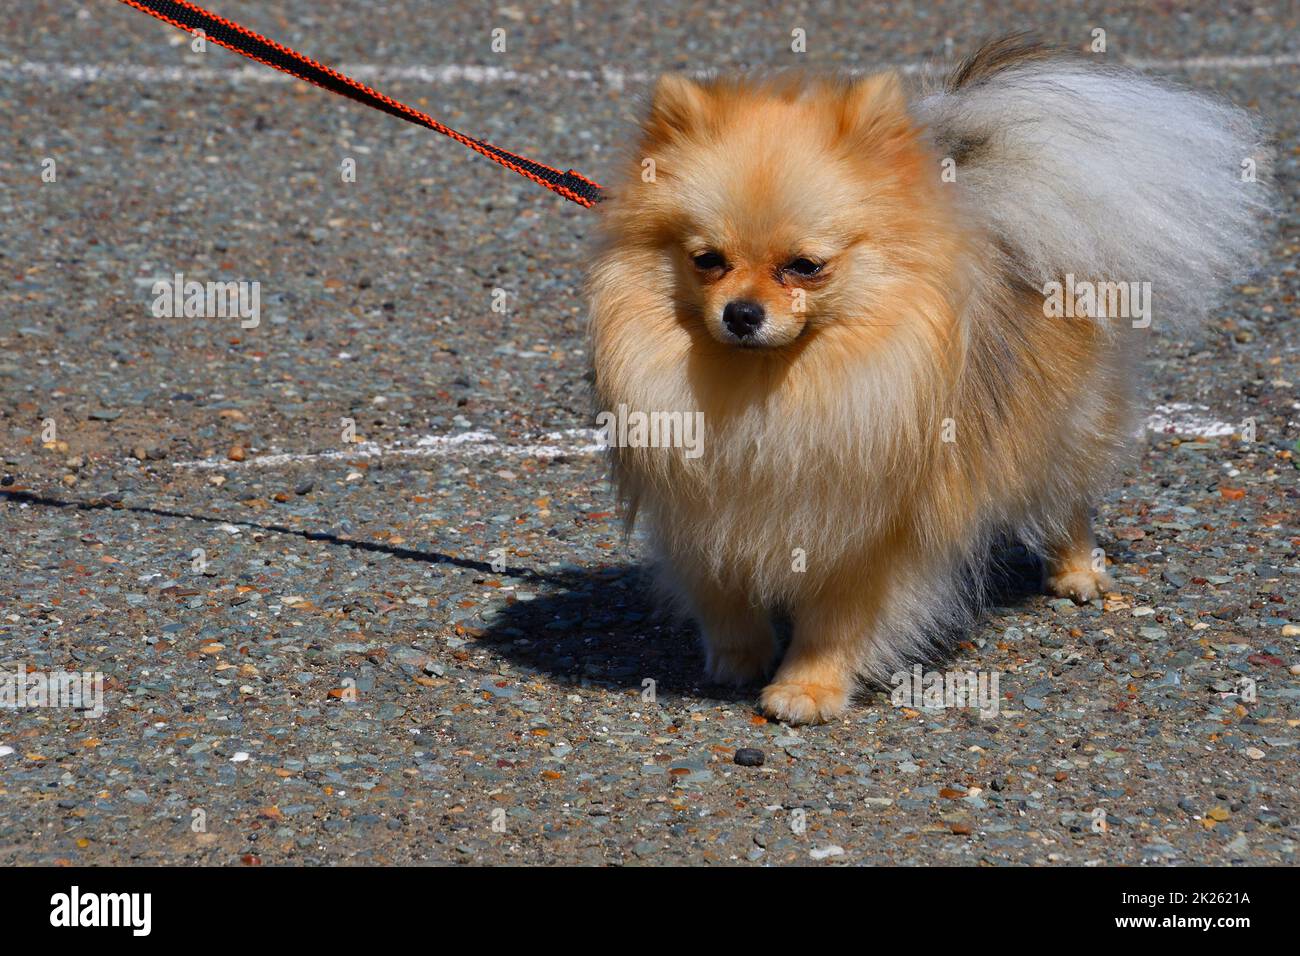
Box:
479;542;1046;702
476;561;757;703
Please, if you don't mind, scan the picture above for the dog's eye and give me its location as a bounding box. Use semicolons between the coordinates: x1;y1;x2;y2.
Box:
691;251;726;271
784;257;823;278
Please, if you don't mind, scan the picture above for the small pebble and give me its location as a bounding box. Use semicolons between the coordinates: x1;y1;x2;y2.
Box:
734;748;765;767
810;845;845;860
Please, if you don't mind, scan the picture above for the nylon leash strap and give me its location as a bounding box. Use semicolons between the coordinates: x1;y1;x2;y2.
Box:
116;0;604;207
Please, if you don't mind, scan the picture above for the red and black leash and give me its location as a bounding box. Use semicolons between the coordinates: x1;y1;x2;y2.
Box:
115;0;604;207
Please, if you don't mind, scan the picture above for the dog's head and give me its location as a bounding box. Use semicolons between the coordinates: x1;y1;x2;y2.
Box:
602;71;957;352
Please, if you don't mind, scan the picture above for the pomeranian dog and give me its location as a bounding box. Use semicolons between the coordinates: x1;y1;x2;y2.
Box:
586;36;1269;724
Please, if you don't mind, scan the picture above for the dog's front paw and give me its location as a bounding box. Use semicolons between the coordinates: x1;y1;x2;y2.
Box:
1045;568;1113;604
760;680;848;725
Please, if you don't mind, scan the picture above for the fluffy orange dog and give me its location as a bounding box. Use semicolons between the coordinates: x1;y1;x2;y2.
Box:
586;37;1268;723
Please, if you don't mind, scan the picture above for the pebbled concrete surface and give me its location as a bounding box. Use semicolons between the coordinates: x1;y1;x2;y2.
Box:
0;0;1297;865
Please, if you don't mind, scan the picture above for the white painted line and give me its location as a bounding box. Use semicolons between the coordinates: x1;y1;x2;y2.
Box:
173;405;1239;471
1146;403;1240;439
1125;52;1300;71
173;428;607;470
0;59;652;86
3;53;1296;87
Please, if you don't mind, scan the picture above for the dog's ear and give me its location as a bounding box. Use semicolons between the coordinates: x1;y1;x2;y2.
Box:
645;73;711;139
836;72;912;150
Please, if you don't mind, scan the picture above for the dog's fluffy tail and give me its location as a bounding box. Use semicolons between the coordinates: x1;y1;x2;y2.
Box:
914;35;1272;326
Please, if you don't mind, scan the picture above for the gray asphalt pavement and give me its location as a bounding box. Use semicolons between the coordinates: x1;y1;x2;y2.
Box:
0;1;1297;865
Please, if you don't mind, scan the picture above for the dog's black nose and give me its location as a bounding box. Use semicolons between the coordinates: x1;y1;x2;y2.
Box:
723;300;765;338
